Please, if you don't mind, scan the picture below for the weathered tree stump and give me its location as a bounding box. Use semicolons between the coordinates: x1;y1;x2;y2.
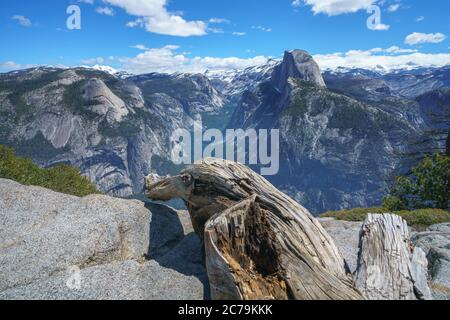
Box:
353;214;432;300
146;158;363;300
145;159;432;300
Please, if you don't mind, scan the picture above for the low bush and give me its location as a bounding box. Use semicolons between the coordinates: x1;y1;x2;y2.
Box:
0;144;100;197
321;207;450;230
384;153;450;210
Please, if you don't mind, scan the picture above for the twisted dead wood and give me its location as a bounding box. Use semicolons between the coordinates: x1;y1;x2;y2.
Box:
146;158;363;300
353;214;432;300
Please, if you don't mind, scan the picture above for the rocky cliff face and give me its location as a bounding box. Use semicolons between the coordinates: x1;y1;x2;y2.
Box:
323;67;450;155
0;52;448;214
229;50;326;129
206;59;279;104
0;67;223;197
272;50;326;90
323;65;450;100
228;50;445;213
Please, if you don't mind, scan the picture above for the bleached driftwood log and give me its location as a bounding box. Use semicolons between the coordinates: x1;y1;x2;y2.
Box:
353;214;432;300
146;158;363;300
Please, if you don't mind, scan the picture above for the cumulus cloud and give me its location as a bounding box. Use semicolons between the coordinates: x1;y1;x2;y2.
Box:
405;32;446;45
103;0;207;37
301;0;376;16
120;44;450;75
119;45;269;74
81;57;106;65
208;27;224;34
0;61;22;71
0;61;39;72
387;3;400;12
11;15;32;27
383;46;418;53
96;7;115;16
314;47;450;71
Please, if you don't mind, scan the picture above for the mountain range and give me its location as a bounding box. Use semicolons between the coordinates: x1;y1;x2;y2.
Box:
0;50;448;214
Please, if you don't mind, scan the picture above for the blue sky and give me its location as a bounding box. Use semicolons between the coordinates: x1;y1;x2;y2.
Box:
0;0;449;73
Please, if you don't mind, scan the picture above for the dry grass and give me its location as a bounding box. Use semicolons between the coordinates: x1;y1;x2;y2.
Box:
321;207;450;230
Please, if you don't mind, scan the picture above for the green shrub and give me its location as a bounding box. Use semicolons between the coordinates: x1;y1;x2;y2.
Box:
0;144;100;197
321;207;450;230
385;153;450;210
383;195;406;211
321;207;387;222
394;209;450;230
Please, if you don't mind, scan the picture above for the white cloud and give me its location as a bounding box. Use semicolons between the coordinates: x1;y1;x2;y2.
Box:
302;0;376;16
232;32;246;36
314;47;450;71
81;57;106;65
366;46;418;54
416;16;425;22
387;4;400;12
373;23;390;31
103;0;207;37
252;25;272;32
96;7;115;16
292;0;301;7
120;45;450;75
11;15;32;27
119;45;269;74
130;44;149;50
0;61;22;71
208;27;224;34
0;61;38;71
405;32;446;45
384;46;418;54
209;18;230;24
